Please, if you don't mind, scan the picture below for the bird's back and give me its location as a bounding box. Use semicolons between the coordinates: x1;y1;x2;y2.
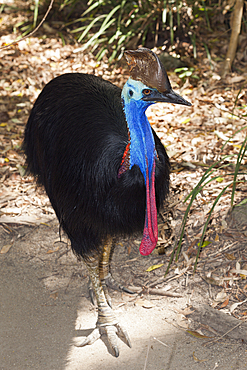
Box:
24;73;169;258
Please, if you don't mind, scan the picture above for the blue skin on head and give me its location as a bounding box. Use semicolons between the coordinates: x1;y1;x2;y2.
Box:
121;78;157;182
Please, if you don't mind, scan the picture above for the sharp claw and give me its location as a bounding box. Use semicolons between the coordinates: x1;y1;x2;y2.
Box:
104;274;135;294
76;328;101;347
105;325;119;357
113;346;119;357
88;278;96;305
121;286;135;294
89;287;95;305
116;323;132;348
104;323;131;356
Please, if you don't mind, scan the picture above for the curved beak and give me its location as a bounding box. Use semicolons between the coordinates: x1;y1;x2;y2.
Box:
142;89;191;107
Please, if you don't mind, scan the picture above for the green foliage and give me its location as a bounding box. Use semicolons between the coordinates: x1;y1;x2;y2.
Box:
67;0;219;61
166;122;247;274
0;4;5;14
14;0;223;61
68;0;168;62
13;0;40;37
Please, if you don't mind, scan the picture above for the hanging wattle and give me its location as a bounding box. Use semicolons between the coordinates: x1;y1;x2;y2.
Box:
139;159;158;255
118;145;158;255
119;95;159;256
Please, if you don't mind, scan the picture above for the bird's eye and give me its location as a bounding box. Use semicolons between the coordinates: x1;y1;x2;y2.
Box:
129;89;133;97
142;89;152;95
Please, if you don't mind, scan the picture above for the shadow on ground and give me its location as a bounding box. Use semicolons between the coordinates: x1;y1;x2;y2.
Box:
0;222;246;370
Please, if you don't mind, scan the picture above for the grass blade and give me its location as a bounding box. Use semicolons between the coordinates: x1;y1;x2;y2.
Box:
231;136;247;207
194;183;232;271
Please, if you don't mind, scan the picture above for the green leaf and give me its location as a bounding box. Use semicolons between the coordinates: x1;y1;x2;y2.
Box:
73;15;105;41
197;240;211;248
174;67;188;73
236;198;247;207
216;177;224;183
81;1;103;18
180;118;191;124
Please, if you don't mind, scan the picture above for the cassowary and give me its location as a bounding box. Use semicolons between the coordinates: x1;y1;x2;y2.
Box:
23;48;191;357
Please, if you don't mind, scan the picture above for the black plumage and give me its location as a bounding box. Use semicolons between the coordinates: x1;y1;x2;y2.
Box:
24;73;170;258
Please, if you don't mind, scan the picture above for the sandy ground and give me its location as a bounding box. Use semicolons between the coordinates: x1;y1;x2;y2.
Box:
1;219;247;370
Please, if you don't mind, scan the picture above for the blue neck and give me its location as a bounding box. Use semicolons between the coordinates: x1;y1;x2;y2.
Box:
121;80;155;182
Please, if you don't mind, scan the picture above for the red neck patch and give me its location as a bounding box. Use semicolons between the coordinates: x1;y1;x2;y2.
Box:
118;130;131;178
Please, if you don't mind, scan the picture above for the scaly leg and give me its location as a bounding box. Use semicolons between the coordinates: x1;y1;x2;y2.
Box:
98;237;114;307
87;238;113;306
100;238;135;294
88;239;134;307
78;253;131;357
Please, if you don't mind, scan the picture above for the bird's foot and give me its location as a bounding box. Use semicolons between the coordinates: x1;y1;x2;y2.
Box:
76;321;131;357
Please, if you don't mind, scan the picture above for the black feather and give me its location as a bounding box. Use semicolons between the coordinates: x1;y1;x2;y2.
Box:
23;73;169;258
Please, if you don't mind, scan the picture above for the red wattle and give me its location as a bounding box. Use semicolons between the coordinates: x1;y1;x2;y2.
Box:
139;161;158;256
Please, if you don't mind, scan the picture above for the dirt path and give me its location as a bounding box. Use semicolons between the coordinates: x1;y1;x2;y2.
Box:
1;220;246;370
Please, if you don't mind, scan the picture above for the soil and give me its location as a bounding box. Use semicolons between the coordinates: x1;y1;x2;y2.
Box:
1;216;247;369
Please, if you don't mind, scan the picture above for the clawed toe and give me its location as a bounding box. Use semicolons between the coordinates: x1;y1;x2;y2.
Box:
115;323;132;348
104;322;131;356
104;325;119;357
76;323;131;357
88;278;96;305
76;328;101;347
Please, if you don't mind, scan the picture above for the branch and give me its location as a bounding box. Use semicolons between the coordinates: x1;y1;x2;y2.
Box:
0;0;54;51
221;0;244;77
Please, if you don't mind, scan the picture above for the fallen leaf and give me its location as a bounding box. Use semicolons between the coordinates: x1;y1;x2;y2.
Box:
214;130;230;141
202;276;223;286
230;299;247;313
16;164;26;176
135;298;155;309
188;330;210;339
236;198;247;206
225;75;246;84
46;246;59;254
236;261;241;271
225;253;236;260
180;118;191;124
192;351;208;362
197;240;211;248
50;292;58;300
215;290;228;302
0;244;13;254
216;177;224;183
220;296;229;308
146;263;164;272
231;269;247;276
215;234;219;241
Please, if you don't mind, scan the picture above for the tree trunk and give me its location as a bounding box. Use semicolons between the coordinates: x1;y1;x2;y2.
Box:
221;0;244;77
